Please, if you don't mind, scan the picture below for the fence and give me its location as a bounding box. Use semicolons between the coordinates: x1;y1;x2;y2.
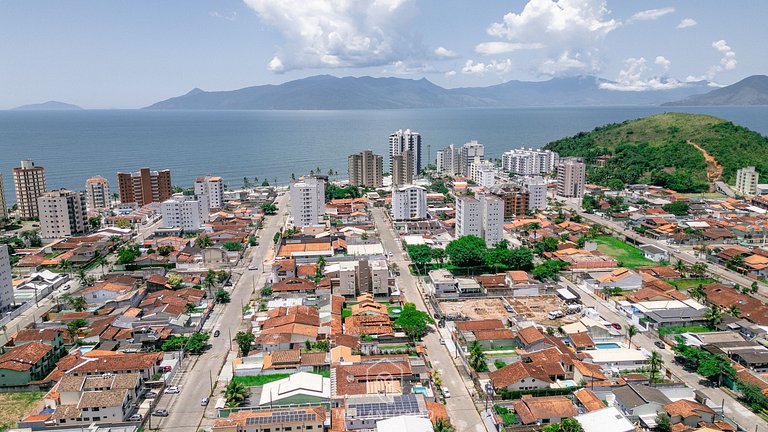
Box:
0;300;34;328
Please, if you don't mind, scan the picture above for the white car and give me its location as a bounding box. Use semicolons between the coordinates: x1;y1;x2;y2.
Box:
127;414;142;422
248;264;258;271
164;386;180;394
442;387;451;398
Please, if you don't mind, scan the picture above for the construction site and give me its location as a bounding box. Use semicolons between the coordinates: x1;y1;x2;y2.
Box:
437;295;575;326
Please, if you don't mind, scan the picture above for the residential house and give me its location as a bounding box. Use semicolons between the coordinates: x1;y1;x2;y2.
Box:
46;373;142;425
613;384;671;427
212;406;326;432
428;269;458;298
515;326;550;351
489;361;553;391
0;342;56;387
573;388;606;413
663;399;716;428
511;395;578;426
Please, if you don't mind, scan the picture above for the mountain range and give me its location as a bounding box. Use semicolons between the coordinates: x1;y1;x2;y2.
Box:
663;75;768;106
13;100;82;111
145;75;715;110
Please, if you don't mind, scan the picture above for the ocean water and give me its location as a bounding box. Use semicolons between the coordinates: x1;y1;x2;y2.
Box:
1;106;767;199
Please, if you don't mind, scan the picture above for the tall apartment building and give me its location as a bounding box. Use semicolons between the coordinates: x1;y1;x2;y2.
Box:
502;148;560;175
490;176;548;219
459;140;484;176
391;185;427;221
521;176;547;210
436;144;459;176
470;160;496;188
194;176;225;209
37;189;88;239
160;194;210;230
336;259;390;297
556;157;586;197
392;150;415;186
85;176;111;211
348;150;383;188
389;129;421;180
13;160;47;219
0;174;7;220
116;168;172;206
455;194;503;246
0;245;12;311
735;166;759;196
290;177;325;227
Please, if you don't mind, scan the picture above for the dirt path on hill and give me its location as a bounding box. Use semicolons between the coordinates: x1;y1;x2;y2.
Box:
688;140;723;191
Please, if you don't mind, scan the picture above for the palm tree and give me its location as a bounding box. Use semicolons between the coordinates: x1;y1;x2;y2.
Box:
690;262;708;277
705;305;724;329
203;272;217;298
648;351;663;385
197;235;213;249
627;324;638;349
58;259;73;276
222;381;248;408
728;305;741;318
69;296;88;312
689;284;707;303
76;269;91;287
526;222;542;243
95;255;109;276
468;340;486;372
433;418;456;432
674;259;688;277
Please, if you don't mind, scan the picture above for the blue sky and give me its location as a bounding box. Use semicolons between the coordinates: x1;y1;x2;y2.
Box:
0;0;764;108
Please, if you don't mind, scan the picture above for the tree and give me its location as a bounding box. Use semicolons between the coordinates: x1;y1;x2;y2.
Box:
627;324;638;349
697;352;735;386
394;303;432;341
184;303;196;314
76;269;92;287
58;259;73;275
581;195;597;212
431;248;446;265
261;203;277;215
689;284;707;303
407;245;433;272
197;235;213;249
88;216;101;230
534;237;559;256
235;331;255;356
203;271;218;298
260;286;273;297
69;296;87;312
215;289;231;304
689;262;708;277
484;246;511;270
674;259;688;277
508;246;534;270
655;413;672;432
705;305;724;329
305;339;313;351
186;332;210;354
223;242;243;251
445;235;487;267
468;340;487;372
67;318;88;339
532;260;568;281
648;351;663;384
728;305;741;318
662;200;690;216
167;274;184;289
737;380;768;412
117;245;139;265
313;340;330;352
222;381;248;408
606;178;624;191
541;418;583;432
433;418;456;432
94;255;109;275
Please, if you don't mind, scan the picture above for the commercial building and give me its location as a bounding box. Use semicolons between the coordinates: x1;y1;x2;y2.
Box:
556;157;586;197
348;150;383;188
195;176;225;209
290;177;325;227
389;129;421;181
502;148;560;175
116;167;172;206
470;160;496;188
85;176;111;211
736;166;759;196
0;174;7;220
456;194;503;245
13;159;47;219
160;194;210;230
0;245;12;311
460;140;484;176
436;144;459;176
37;189;88;239
391;185;427;221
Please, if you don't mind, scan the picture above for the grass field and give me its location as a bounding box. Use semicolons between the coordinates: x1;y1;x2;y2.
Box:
659;325;713;336
232;374;290;387
667;278;717;291
593;236;655;268
0;392;43;430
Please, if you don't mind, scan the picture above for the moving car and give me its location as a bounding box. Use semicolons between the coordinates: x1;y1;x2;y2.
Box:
442;387;451;398
654;341;665;349
213;329;221;337
248;264;258;271
201;397;209;406
439;338;446;345
127;414;142;421
611;323;622;330
152;409;169;417
144;391;158;399
164;386;180;394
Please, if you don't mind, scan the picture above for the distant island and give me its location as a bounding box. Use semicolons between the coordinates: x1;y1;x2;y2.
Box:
663;75;768;106
13;101;83;111
544;112;768;193
144;74;712;110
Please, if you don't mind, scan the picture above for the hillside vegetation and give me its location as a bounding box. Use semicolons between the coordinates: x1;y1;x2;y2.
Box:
544;112;768;193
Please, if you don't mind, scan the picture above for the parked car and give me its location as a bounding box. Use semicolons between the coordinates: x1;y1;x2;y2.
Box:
654;341;665;349
201;397;209;406
164;386;180;394
144;391;158;399
213;330;221;337
248;264;258;271
611;323;622;330
442;387;451;398
127;414;142;421
163;365;172;373
152;409;169;417
439;338;446;345
62;285;70;291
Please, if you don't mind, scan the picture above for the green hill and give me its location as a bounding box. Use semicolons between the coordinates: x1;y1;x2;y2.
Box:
543;112;768;193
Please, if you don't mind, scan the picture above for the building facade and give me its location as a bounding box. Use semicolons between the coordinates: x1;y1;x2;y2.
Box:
521;176;547;210
194;176;225;209
348;150;383;188
389;129;421;181
0;245;12;311
116;168;172;206
556;157;586;198
391;185;427;221
160;194;210;230
460;140;484;176
13;160;47;219
491;184;530;219
85;176;111;211
0;174;7;220
37;189;88;239
391;150;415;186
502;148;560;175
456;194;503;245
436;144;460;177
736;166;759;196
471;160;496;188
290;177;325;227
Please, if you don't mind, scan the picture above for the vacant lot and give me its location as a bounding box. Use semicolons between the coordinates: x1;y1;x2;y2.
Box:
506;295;572;326
438;298;509;321
667;278;717;291
594;236;655;268
0;392;43;430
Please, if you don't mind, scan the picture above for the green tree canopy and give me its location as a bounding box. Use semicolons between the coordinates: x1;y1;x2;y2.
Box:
407;245;433;271
445;235;487;267
235;331;255;356
532;260;569;281
394;303;433;341
662;200;690;216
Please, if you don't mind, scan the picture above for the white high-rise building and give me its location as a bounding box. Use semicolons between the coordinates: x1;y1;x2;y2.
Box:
455;194;503;246
0;174;7;220
521;176;547;210
389;129;422;180
38;189;88;239
161;194;210;231
502;148;560;175
471;160;496;188
85;176;111;211
436;144;460;176
0;245;13;311
391;185;427;221
195;176;225;209
735;166;759;196
459;140;484;176
290;177;325;227
556;157;586;197
13;159;47;219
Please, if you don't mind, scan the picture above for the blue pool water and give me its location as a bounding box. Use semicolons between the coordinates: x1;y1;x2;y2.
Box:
595;343;621;349
412;386;429;395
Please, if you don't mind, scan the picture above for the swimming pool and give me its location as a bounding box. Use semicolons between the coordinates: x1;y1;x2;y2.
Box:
412;386;429;395
595;343;621;349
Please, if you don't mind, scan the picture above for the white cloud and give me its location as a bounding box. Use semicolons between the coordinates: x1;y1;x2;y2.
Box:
243;0;420;72
539;51;587;76
209;11;238;21
628;7;674;22
461;59;513;76
445;70;457;77
434;47;457;58
474;42;544;55
676;18;697;29
686;39;737;82
599;56;686;91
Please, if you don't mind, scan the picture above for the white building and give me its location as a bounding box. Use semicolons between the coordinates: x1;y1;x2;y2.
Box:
160;194;210;230
194;175;225;209
460;140;484;176
502;148;560;175
85;176;111;211
389;129;422;181
436;144;459;176
38;189;88;239
290;177;325;227
736;166;759;196
556;157;586;197
456;194;503;246
391;185;427;221
258;372;330;406
0;245;13;311
521;176;547;210
471;160;496;188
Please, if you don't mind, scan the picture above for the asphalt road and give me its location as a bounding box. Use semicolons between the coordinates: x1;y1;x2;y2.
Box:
152;194;289;431
372;208;488;432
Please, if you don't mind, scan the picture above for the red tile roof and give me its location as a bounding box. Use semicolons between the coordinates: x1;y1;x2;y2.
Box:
0;342;53;371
